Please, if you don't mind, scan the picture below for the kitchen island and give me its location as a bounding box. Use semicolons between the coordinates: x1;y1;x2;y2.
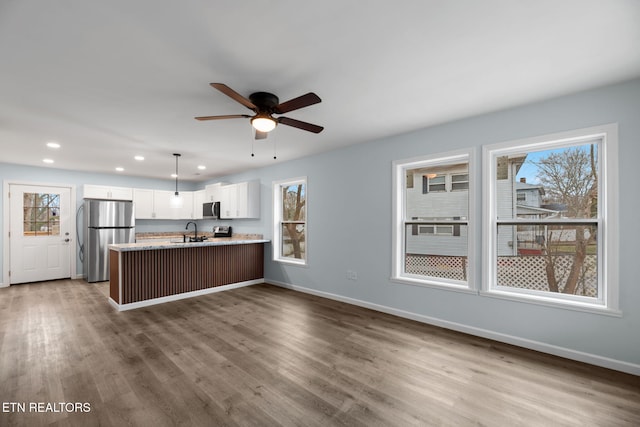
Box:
108;238;269;311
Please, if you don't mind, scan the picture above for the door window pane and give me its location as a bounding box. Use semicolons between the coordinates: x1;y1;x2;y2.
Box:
23;193;60;236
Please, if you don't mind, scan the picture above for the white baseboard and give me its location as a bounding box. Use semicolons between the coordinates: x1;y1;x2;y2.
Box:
267;279;640;376
110;278;263;311
0;282;7;288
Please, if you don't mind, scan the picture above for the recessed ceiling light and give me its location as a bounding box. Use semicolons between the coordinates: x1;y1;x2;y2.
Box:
115;167;124;172
134;155;144;161
46;141;60;149
171;173;178;178
43;158;54;164
197;165;206;170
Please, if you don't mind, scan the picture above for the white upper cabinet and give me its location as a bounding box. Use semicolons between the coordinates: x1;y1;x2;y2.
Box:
219;180;260;219
133;188;155;219
83;184;133;201
204;182;224;202
192;190;206;220
133;189;195;220
130;180;260;220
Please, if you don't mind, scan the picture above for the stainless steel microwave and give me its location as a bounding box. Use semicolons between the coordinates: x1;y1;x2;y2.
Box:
202;201;220;219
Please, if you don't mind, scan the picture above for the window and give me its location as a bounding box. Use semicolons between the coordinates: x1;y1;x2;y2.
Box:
423;174;446;193
483;124;619;313
23;193;60;236
273;177;307;265
418;224;454;236
393;150;474;290
451;173;469;191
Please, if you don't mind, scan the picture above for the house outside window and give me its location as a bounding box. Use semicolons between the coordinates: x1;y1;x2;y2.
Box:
392;150;474;290
482;124;619;313
273;177;307;265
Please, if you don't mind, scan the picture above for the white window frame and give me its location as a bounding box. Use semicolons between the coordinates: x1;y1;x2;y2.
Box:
272;176;308;266
451;173;469;191
482;124;620;315
392;149;476;292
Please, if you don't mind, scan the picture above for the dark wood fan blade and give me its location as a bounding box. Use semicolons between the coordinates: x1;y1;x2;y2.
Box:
195;114;250;121
255;130;268;140
274;92;321;114
210;83;256;110
277;116;324;133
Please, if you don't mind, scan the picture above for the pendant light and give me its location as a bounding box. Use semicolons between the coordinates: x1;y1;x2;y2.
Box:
170;153;183;208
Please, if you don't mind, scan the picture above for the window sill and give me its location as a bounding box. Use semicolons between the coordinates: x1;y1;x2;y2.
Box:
479;289;622;317
391;276;477;295
274;258;308;268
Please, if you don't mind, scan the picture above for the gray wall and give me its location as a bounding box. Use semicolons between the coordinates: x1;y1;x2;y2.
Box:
1;78;638;373
214;78;640;372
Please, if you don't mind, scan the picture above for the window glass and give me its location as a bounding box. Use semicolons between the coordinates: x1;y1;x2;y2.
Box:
23;193;60;236
399;157;470;286
484;127;616;310
428;175;446;192
274;178;307;264
451;173;469;191
281;184;306;261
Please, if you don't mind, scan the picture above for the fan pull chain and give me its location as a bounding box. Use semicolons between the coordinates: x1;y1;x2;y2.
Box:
273;138;277;160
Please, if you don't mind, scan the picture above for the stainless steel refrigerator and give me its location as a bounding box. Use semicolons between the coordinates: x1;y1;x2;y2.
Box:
84;199;135;282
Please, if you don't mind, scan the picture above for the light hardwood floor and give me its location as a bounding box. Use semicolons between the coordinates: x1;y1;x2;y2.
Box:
1;279;638;426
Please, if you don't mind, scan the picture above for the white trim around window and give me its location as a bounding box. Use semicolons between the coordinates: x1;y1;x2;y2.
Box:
272;176;308;266
391;148;476;293
482;124;620;316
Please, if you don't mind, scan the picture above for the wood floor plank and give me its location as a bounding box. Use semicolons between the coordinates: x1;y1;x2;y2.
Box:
0;279;638;426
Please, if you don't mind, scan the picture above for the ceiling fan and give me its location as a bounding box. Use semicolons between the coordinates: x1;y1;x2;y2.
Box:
195;83;323;140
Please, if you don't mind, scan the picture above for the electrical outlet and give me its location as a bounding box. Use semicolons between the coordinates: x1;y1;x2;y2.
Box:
346;270;358;281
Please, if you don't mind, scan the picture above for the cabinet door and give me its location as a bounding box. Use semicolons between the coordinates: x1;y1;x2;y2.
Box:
108;186;133;201
153;190;175;219
244;180;260;218
83;185;111;199
192;190;206;219
235;182;248;218
219;184;237;218
205;183;223;202
178;192;194;219
133;188;155;219
83;184;133;200
234;180;260;218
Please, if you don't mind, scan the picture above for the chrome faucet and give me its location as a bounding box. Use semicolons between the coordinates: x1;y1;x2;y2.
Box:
185;221;198;241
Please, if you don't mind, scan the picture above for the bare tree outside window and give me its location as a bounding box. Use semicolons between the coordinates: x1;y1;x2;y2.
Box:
496;142;600;298
281;184;306;260
534;145;598;294
23;193;61;236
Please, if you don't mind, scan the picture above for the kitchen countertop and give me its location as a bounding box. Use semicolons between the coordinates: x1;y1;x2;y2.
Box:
109;238;269;252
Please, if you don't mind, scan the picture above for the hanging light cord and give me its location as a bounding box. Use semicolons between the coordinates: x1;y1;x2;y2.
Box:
173;153;181;195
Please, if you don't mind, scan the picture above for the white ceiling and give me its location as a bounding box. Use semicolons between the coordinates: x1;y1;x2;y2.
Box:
1;1;639;182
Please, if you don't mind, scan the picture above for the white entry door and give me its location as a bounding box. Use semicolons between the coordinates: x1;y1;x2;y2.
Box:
9;184;72;284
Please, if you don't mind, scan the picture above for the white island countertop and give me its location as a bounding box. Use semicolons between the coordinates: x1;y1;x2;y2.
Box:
109;238;270;252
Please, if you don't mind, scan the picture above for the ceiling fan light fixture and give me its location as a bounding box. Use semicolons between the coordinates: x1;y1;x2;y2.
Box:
251;115;277;133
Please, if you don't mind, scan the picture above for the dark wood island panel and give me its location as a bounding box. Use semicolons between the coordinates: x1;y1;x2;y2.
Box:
109;242;265;310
